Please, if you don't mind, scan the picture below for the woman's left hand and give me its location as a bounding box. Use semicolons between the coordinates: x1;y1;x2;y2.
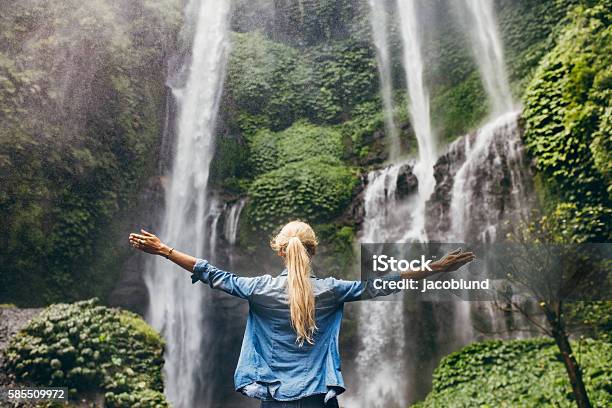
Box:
129;229;167;256
430;248;476;273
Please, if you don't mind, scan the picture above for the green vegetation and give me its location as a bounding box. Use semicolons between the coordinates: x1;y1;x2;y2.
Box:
430;72;487;142
246;157;358;236
522;2;611;242
5;299;167;407
223;30;375;265
498;0;579;94
226;32;379;133
0;0;181;306
414;338;612;408
249;121;345;174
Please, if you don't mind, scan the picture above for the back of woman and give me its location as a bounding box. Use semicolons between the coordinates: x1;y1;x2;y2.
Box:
129;220;474;407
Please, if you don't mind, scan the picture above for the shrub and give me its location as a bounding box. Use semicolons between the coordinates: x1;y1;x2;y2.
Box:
245;157;358;235
5;299;168;408
248;121;345;175
414;338;612;407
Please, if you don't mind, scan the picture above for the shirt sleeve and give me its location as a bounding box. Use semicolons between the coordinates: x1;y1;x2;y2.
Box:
330;274;404;303
191;259;260;300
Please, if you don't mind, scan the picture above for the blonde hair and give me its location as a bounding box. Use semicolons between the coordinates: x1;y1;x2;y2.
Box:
270;220;318;346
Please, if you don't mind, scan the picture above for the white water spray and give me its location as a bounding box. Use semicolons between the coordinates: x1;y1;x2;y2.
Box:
368;0;401;159
462;0;513;115
144;1;231;406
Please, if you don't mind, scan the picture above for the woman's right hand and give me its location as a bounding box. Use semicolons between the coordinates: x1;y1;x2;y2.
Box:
129;229;169;256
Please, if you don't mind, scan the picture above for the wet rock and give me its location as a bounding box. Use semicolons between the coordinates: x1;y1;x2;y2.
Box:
395;163;418;199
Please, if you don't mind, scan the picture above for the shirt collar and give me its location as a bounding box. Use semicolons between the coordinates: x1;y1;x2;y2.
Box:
279;268;316;278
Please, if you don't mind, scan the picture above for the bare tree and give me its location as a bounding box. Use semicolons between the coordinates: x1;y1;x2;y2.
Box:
480;218;610;408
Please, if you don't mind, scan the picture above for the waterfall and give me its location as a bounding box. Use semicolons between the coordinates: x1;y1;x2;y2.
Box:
367;0;401;159
442;0;533;346
224;199;246;246
449;111;529;243
462;0;513;115
349;2;436;406
397;0;436;241
144;1;231;407
348;164;409;408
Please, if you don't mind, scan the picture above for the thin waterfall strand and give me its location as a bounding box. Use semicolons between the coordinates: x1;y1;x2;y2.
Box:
368;0;401;160
463;0;513;115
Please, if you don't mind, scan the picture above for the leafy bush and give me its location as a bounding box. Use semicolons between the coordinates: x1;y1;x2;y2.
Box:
522;2;611;241
245;157;358;235
414;338;612;407
5;299;167;407
248;120;345;174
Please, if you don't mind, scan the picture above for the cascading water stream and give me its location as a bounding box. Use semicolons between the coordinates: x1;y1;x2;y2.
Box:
462;0;513;115
224;199;246;246
144;1;231;407
367;0;401;160
445;0;532;343
349;164;410;408
350;1;436;406
449;111;526;243
396;0;437;242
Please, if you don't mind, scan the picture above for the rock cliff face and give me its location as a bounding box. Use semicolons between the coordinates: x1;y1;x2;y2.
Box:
426;133;472;241
426;114;535;243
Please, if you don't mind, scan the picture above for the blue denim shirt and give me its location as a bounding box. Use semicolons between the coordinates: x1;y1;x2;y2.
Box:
191;259;401;402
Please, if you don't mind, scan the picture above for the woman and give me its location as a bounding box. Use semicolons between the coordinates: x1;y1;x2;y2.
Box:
129;220;474;407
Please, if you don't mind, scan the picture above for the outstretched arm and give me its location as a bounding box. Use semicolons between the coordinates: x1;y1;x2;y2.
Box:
129;229;261;299
129;230;196;272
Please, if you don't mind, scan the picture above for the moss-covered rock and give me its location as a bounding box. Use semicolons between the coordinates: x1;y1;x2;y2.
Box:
414;338;612;408
5;299;167;408
248;120;345;174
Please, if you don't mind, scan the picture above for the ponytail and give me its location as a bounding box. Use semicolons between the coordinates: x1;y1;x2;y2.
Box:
270;221;318;346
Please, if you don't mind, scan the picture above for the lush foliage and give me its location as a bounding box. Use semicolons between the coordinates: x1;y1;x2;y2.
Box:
232;0;369;48
414;338;612;408
248;120;345;174
498;0;580;93
246;157;358;235
5;299;167;407
522;2;611;242
0;0;181;305
225;32;379;133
